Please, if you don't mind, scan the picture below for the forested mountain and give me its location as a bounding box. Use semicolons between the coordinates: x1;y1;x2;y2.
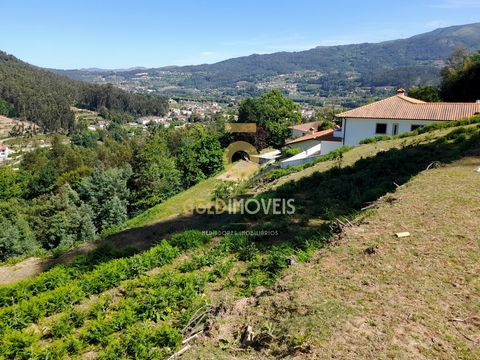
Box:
0;52;168;132
172;22;480;87
52;23;480;102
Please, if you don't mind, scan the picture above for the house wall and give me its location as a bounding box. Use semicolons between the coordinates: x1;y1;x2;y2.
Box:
320;140;342;155
287;139;321;152
280;143;322;168
342;118;440;146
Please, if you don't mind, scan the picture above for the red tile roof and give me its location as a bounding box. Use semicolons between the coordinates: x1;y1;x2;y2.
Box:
336;95;480;121
288;120;321;132
286;129;342;145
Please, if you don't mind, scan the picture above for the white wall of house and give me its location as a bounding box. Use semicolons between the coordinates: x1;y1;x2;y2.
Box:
287;139;321;152
320;141;342;155
280;143;322;168
341;118;439;146
0;147;13;160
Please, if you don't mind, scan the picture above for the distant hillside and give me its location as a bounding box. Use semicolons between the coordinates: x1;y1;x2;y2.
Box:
0;52;168;132
51;23;480;103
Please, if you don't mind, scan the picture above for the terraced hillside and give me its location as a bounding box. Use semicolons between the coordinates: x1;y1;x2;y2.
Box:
0;119;479;359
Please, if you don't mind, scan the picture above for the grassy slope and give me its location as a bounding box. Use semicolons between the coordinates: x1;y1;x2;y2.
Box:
186;157;480;359
126;176;220;228
126;160;260;228
265;126;472;191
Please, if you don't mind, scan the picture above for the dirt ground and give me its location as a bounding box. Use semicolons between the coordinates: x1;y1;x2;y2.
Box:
185;156;480;359
216;160;260;182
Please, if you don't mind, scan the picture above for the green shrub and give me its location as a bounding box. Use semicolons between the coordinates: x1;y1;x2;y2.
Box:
121;322;182;359
283;147;302;157
82;319;114;345
262;246;294;276
359;135;392;144
50;309;86;338
211;180;248;200
238;242;259;262
169;230;210;250
0;328;40;360
209;260;234;281
63;334;84;355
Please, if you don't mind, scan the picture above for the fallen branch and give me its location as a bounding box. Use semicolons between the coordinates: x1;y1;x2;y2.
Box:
167;344;191;360
182;330;204;345
361;203;377;210
450;322;478;344
448;316;480;324
393;182;403;189
426;161;441;170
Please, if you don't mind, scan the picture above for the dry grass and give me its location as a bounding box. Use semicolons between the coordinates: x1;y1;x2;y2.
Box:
186;156;480;359
0;115;34;138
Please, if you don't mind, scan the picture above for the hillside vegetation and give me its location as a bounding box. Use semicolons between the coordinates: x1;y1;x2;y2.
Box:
0;52;168;132
0;119;478;359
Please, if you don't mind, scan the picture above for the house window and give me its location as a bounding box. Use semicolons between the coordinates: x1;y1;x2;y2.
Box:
375;123;387;134
411;125;423;131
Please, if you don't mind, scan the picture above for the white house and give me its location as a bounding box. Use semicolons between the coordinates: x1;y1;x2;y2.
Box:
280;128;343;167
0;144;13;160
288;121;322;139
336;89;480;146
285;128;343;154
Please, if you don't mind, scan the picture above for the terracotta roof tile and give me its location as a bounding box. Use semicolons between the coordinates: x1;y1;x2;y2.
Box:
288;121;321;132
336;95;480;121
286;129;341;145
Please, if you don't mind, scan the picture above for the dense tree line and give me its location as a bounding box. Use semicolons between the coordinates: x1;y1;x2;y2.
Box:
0;51;168;132
407;50;480;103
0;121;225;261
440;49;480;102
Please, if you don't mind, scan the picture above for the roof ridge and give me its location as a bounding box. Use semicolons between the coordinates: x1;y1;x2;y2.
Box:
337;95;399;115
417;102;480;105
397;95;426;104
336;95;405;117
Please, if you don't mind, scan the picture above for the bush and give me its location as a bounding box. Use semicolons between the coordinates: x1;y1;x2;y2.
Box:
0;213;38;262
121;322;182;359
169;230;210;250
359;135;392;144
283;147;302;157
211;180;247;200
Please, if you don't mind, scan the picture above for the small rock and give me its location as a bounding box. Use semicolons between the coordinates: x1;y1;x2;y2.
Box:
286;255;297;266
41;326;52;337
395;231;410;238
476;166;480;173
364;246;376;255
240;324;255;348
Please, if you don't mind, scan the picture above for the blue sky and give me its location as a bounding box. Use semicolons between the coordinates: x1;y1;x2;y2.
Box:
1;0;479;69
